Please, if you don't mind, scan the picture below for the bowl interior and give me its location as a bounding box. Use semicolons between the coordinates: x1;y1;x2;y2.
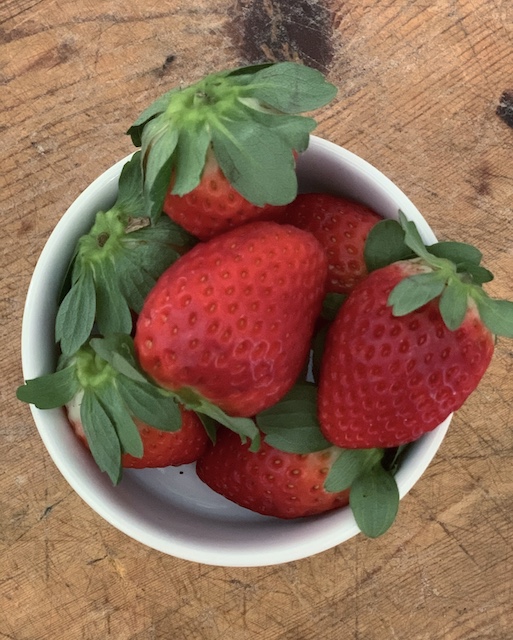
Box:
21;137;450;567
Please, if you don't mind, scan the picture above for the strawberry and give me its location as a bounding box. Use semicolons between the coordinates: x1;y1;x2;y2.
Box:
318;214;513;449
196;426;350;519
17;335;205;484
163;149;288;240
127;62;337;235
284;193;382;294
197;382;404;536
54;153;195;357
122;416;208;468
134;220;328;418
66;394;208;468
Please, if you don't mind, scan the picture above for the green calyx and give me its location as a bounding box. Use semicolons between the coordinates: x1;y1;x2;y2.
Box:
364;211;513;336
76;207;128;264
17;335;184;485
255;383;401;538
127;62;338;222
55;152;196;356
74;343;117;390
172;386;261;451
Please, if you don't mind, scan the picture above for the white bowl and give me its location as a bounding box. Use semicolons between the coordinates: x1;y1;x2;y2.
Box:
21;136;451;567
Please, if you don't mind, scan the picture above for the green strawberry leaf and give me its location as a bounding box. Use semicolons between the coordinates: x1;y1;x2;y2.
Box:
211;119;298;206
427;241;482;266
81;388;123;485
256;383;332;453
114;151;146;218
398;211;437;263
475;295;513;338
89;335;146;383
17;338;199;484
458;262;494;284
226;62;275;78
116;254;160;313
16;365;80;409
439;281;469;330
55;266;96;356
116;376;182;432
364;219;415;272
177;388;260;449
141;117;179;223
94;260;133;336
388;271;446;315
127;88;180;147
350;465;400;538
200;404;259;450
171;126;212;196
248;62;338;113
382;213;513;336
241;108;316;153
324;448;383;492
196;413;218;443
96;384;144;457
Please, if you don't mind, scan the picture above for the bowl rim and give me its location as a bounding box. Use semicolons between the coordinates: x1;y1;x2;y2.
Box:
20;135;451;567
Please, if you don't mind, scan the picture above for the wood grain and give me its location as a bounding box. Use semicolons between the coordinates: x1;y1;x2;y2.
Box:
2;0;513;638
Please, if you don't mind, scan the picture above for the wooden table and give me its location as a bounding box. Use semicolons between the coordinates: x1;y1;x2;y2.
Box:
2;1;513;637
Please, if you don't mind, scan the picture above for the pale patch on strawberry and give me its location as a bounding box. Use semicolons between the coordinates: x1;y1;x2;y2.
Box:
65;390;86;445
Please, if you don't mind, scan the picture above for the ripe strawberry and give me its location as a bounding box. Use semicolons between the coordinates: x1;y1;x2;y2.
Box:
196;427;350;519
127;62;337;233
318;214;513;449
16;335;206;484
134;221;328;417
66;395;209;468
284;193;382;294
163;149;289;240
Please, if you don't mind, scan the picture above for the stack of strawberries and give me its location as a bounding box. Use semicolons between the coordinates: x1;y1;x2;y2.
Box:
18;63;513;538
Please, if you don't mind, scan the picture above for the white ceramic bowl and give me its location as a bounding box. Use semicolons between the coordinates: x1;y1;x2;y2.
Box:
21;136;451;567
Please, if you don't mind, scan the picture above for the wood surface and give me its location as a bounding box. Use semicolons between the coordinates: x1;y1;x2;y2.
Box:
2;0;513;638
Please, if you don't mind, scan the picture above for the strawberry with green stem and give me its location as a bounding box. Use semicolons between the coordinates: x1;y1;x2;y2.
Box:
197;383;402;537
66;390;208;471
318;212;513;449
56;152;196;357
17;335;206;483
127;62;337;239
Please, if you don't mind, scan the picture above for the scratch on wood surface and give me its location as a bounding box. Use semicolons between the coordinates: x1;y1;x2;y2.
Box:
109;555;127;580
0;0;45;25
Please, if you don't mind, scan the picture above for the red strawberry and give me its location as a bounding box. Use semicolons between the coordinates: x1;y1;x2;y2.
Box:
122;412;208;468
196;427;350;518
134;221;328;417
318;259;495;449
65;392;209;468
127;63;337;232
284;193;382;294
163;149;289;240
